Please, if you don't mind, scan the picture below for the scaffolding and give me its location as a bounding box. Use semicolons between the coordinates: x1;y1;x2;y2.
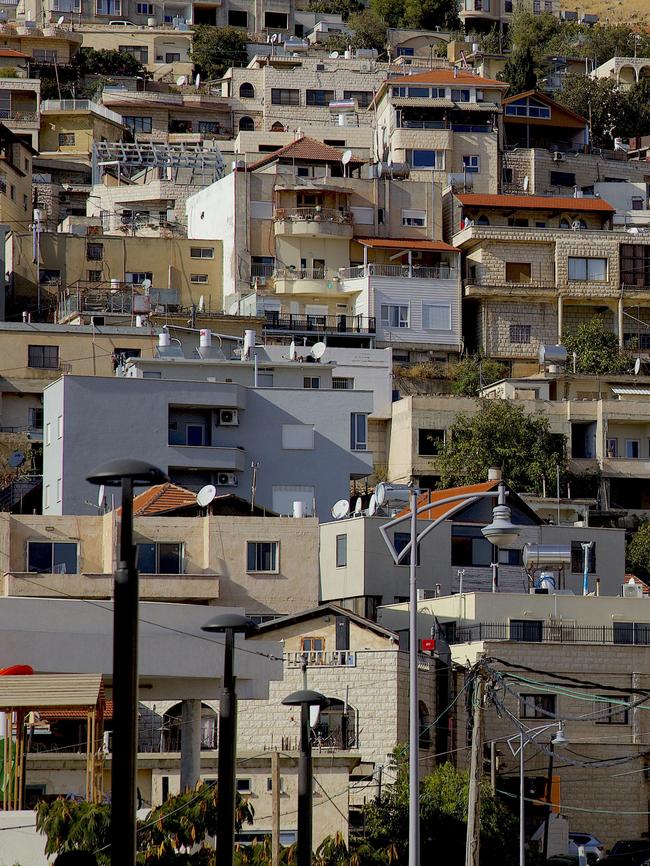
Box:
92;140;226;187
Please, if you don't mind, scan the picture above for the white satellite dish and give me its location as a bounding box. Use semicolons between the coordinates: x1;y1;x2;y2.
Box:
271;33;278;43
176;75;187;86
197;484;217;508
198;295;205;313
311;341;326;360
354;497;363;515
289;340;297;360
368;493;377;516
195;73;201;89
331;499;350;520
329;51;339;58
523;175;529;192
375;483;387;506
635;357;642;375
341;149;353;166
56;14;64;25
142;278;152;292
98;484;105;509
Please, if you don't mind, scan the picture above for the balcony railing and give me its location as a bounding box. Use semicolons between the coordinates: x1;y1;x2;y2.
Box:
275;267;325;281
448;622;650;645
274;207;353;225
0;110;38;122
464;278;556;290
341;264;456;280
41;99;123;125
398;120;493;133
264;312;375;334
285;651;356;667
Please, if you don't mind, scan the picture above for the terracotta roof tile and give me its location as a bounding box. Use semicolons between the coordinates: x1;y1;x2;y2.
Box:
131;483;197;516
456;193;616;213
247;136;365;171
42;700;113;721
395;481;499;521
386;69;507;87
0;49;29;58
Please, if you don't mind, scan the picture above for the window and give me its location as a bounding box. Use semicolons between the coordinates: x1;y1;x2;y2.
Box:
422;303;452;330
606;437;618;457
236;778;252;794
123;116;153;134
350;413;367;451
191;274;209;283
165;53;180;63
406;149;444;169
58;133;75;146
198;121;219;135
509;324;531;344
28;407;43;429
271;88;299;106
394;531;421;566
57;415;63;438
136;2;152;11
396;47;414;57
632;197;645;211
451;526;492;567
45;422;51;445
510;620;543;642
343;90;373;108
506;262;532;283
504;96;551;118
27;541;77;574
333;377;354;390
336;534;347;567
451;88;470;102
381;304;409;328
239;116;255;131
281;424;314;450
56;478;62;502
265;10;287;27
402;209;426;227
418;428;445;456
301;637;324;652
569;540;596;574
186;424;205;446
626;439;640;458
303;376;320;389
595;696;629;725
86;243;103;261
462;155;480;173
519;693;556;719
228;9;247;26
125;271;153;284
306;89;335;106
613;623;650;645
247;541;278;572
239;82;254;99
550;170;576;187
622;244;650;287
96;0;121;13
136;543;183;574
568;257;607;281
28;345;59;369
88;270;102;282
190;247;214;259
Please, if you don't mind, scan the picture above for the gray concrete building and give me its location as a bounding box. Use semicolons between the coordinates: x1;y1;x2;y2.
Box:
43;374;373;517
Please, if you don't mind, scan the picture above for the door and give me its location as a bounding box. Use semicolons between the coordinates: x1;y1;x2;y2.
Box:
186;424;205;446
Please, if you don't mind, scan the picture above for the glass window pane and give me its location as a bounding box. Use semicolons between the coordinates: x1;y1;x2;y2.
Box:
136;543;156;574
158;543;182;574
28;542;53;572
53;543;77;574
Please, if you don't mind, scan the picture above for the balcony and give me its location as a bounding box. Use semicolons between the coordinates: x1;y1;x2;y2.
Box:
2;571;219;601
464;277;557;299
272;267;330;295
601;457;650;479
273;207;354;239
448;622;650;646
397;120;492;133
263;311;376;335
285;651;356;667
166;445;247;471
41;99;123;126
341;264;456;280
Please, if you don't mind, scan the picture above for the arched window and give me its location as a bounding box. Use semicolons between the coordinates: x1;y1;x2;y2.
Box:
239;82;255;99
162;702;218;752
271;121;285;132
312;698;357;748
477;214;490;226
239;116;255;131
419;700;431;749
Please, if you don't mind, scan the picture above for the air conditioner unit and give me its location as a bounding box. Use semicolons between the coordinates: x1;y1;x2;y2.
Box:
217;472;237;486
219;408;239;426
553;152;565;162
622;582;643;598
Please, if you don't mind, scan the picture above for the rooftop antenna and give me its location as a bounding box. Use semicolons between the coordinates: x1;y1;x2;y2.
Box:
196;483;217;512
176;75;187;86
341;148;352;177
331;499;350;519
289;339;297;360
310;341;326;361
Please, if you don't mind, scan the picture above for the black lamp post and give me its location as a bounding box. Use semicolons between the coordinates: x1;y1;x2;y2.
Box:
201;612;258;866
87;458;168;866
281;689;329;866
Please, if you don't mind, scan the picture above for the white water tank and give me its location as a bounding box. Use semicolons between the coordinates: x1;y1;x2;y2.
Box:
158;330;171;348
243;329;256;358
293;500;306;518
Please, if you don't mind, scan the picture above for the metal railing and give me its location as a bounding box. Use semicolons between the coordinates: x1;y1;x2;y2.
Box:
0;110;38;122
274;207;353;225
340;264;456;280
41;99;123;125
285;651;356;667
464;278;556;290
398;120;493;133
264;312;375;334
274;267;325;281
0;475;41;512
448;622;650;645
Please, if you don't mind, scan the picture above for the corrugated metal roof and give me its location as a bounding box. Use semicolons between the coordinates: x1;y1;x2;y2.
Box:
0;674;103;709
456;193;616;213
611;386;650;396
356;237;459;252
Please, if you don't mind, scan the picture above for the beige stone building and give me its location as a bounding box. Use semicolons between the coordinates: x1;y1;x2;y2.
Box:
0;22;82;65
0;76;40;148
591;55;650;90
39;98;125;163
74;24;193;79
0;123;36;229
460;0;559;34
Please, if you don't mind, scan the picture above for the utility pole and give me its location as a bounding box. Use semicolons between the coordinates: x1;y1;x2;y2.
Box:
490;741;496;795
465;672;484;866
271;750;281;866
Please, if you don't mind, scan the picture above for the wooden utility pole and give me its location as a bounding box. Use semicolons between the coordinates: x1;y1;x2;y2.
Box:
465;673;484;866
271;750;281;866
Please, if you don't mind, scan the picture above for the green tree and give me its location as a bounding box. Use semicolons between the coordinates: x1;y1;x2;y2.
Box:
497;47;537;95
308;0;362;20
401;0;459;32
556;74;624;148
563;317;631;375
76;48;147;77
627;523;650;583
369;0;402;28
451;354;508;397
346;9;388;55
436;399;566;494
622;78;650;138
191;26;249;80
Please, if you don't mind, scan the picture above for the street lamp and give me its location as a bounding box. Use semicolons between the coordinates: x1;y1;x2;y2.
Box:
507;721;569;866
201;613;258;866
86;458;168;866
281;689;329;866
481;484;522;592
379;481;523;866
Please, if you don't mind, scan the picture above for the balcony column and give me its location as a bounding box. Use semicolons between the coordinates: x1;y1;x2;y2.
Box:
407;250;413;278
363;245;368;274
617;296;624;349
557;294;563;342
180;699;202;791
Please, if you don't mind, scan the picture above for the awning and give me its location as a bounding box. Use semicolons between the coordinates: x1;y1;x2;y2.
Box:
391;98;456;108
355;237;459;252
611;386;650;396
0;674;104;709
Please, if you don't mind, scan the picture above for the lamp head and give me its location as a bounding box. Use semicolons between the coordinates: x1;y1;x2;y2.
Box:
551;725;568;747
86;458;168;487
202;612;258;635
481;503;521;549
282;689;329;708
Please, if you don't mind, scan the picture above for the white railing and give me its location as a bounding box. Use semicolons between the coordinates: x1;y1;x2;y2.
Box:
41;99;122;125
340;264;456;280
285;650;356;667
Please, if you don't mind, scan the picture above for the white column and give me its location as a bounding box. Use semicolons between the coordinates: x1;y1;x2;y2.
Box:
180;699;202;792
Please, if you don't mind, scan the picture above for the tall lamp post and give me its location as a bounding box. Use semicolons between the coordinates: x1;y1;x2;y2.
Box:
202;613;258;866
281;689;329;866
378;481;522;866
87;458;169;866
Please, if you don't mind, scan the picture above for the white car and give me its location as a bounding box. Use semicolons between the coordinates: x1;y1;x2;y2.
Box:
569;833;605;863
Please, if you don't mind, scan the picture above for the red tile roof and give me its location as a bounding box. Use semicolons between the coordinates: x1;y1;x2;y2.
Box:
394;481;499;521
0;49;29;58
386;69;507;87
131;483;198;516
42;701;113;720
503;89;587;126
456;193;616;213
247;136;365;171
357;237;459;252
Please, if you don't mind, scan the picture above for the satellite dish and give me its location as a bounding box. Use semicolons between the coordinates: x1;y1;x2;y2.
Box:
310;341;326;360
341;149;353;166
8;451;24;468
198;295;205;313
329;51;339;58
354;497;363;515
197;484;217;507
195;73;201;89
56;14;64;25
98;484;105;508
271;33;278;43
142;278;152;292
266;33;271;42
289;340;297;360
368;493;377;516
331;499;350;519
375;483;386;506
635;357;642;375
176;75;187;86
523;175;529;192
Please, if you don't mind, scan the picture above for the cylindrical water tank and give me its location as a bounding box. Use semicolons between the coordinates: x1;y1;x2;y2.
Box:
147;16;156;25
523;544;571;570
199;328;211;348
293;501;306;518
243;329;256;358
538;344;568;366
158;331;171;348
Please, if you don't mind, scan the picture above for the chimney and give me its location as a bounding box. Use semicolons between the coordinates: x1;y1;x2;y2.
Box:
487;467;502;481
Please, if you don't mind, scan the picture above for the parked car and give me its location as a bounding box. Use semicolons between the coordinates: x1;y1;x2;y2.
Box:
569;833;605;863
599;840;650;866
